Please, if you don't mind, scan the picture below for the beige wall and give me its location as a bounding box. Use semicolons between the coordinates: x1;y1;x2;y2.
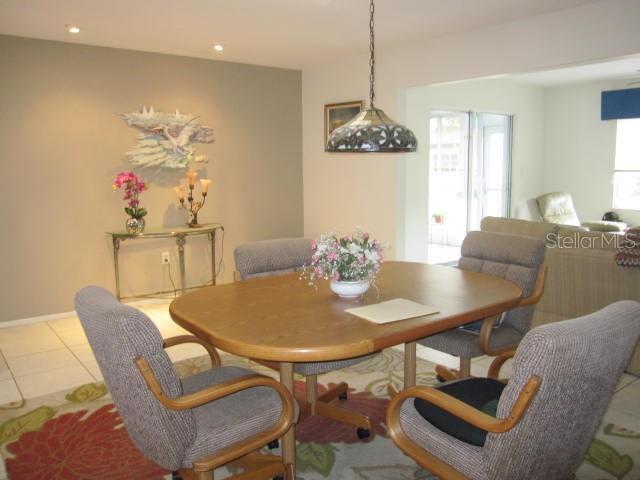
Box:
302;0;640;257
542;79;640;226
0;35;303;322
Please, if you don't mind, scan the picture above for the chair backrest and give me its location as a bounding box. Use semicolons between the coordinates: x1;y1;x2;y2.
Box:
536;192;581;226
483;301;640;479
74;286;195;471
459;231;546;333
234;237;313;280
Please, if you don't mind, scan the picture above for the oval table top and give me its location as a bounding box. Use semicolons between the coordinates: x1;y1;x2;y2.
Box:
169;261;523;363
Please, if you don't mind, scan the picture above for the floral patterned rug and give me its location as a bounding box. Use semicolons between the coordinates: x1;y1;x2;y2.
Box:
0;350;638;480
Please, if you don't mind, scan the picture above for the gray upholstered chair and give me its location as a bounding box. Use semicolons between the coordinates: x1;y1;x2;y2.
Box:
234;237;376;439
74;286;296;480
388;300;640;480
420;231;547;381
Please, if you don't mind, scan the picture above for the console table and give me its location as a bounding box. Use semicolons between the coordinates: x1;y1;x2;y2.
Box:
106;223;224;299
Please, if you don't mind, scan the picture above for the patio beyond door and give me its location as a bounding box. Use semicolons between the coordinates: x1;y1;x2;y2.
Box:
428;111;512;264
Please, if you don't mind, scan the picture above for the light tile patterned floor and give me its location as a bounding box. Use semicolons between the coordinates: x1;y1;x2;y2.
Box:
0;300;638;480
0;299;194;406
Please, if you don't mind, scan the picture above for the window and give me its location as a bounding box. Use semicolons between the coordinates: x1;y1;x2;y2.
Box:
429;115;465;172
613;118;640;209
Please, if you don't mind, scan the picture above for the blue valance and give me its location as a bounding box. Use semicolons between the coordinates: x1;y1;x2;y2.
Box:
601;88;640;120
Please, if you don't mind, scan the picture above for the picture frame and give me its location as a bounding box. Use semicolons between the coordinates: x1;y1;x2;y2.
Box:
324;100;364;145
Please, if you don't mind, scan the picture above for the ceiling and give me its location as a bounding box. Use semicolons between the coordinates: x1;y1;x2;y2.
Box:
0;0;599;70
513;56;640;86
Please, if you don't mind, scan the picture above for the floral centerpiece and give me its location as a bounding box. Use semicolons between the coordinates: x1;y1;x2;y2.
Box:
112;171;149;234
302;230;383;298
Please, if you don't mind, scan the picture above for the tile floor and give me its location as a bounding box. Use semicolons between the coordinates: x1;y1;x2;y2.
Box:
0;300;638;479
0;300;212;405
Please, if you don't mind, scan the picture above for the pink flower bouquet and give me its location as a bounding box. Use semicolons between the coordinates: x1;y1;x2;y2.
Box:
302;229;383;284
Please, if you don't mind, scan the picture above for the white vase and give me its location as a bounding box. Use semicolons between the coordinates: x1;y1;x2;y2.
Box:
330;279;371;298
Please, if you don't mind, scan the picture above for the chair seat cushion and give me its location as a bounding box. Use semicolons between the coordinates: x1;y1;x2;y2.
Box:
414;378;506;447
294;354;376;376
181;366;294;467
419;325;522;358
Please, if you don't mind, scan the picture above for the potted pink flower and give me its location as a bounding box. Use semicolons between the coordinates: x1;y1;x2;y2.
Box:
302;229;383;298
112;171;149;234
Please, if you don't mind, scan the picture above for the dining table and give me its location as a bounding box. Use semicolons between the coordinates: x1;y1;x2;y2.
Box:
169;260;523;472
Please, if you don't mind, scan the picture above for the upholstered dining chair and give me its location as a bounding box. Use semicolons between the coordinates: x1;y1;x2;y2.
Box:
387;300;640;480
74;286;296;480
234;237;376;439
420;231;547;381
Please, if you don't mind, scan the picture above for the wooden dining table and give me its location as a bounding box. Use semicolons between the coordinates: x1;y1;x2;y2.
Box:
169;260;523;471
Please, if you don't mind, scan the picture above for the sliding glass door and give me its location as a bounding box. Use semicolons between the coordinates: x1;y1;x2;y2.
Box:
428;111;512;264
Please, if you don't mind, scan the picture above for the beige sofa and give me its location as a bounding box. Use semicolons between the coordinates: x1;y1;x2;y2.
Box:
481;216;640;375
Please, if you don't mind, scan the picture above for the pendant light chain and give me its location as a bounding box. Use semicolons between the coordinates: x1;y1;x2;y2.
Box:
369;0;375;108
325;0;417;152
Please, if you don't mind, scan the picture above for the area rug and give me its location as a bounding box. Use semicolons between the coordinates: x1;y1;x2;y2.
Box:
0;350;638;480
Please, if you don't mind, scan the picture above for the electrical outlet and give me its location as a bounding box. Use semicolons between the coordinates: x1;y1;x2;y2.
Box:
162;252;170;265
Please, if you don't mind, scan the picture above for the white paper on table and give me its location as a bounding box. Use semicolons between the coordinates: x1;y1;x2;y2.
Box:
345;298;439;324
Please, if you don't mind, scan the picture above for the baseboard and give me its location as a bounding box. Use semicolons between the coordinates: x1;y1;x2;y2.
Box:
0;297;171;329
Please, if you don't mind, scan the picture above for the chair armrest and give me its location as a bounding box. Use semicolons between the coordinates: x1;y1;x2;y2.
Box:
479;265;547;355
388;375;540;436
518;264;547;307
487;350;516;380
135;357;296;471
163;335;221;368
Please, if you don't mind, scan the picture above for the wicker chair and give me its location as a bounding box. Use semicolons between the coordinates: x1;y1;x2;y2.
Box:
388;300;640;479
75;286;296;480
234;237;376;439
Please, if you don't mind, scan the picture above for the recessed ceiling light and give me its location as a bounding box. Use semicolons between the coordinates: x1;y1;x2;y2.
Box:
66;25;80;34
213;44;224;52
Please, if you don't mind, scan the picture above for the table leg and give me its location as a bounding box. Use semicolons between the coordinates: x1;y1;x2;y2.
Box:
404;341;417;389
208;230;216;286
176;234;186;295
279;362;296;473
112;237;121;300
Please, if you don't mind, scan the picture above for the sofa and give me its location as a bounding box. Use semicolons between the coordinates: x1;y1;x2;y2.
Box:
481;216;640;375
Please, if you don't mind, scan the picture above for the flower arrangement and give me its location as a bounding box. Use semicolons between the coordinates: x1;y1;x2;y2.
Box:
302;230;383;285
112;171;149;220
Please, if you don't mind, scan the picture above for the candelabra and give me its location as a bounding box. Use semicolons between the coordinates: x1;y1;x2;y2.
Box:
175;172;211;228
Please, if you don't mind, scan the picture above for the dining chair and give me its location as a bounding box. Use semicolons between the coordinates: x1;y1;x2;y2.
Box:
387;300;640;480
74;286;297;480
234;237;376;439
420;230;547;381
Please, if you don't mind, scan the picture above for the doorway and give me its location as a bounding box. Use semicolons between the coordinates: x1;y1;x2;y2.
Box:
427;111;512;264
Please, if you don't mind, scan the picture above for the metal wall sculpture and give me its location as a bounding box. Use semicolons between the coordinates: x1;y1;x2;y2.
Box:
121;106;215;169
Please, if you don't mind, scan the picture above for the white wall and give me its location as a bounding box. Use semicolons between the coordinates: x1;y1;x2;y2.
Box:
399;78;545;261
542;79;640;226
302;0;640;257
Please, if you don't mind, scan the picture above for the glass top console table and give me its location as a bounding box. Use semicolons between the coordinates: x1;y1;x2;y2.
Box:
106;223;224;300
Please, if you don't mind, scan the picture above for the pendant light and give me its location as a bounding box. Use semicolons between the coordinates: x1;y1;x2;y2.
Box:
326;0;417;153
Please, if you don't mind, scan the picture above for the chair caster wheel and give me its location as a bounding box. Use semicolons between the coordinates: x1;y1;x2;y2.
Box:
338;391;348;400
436;374;446;383
356;427;370;439
267;439;279;450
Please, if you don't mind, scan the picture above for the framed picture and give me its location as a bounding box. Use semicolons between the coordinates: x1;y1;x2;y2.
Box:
324;101;364;144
